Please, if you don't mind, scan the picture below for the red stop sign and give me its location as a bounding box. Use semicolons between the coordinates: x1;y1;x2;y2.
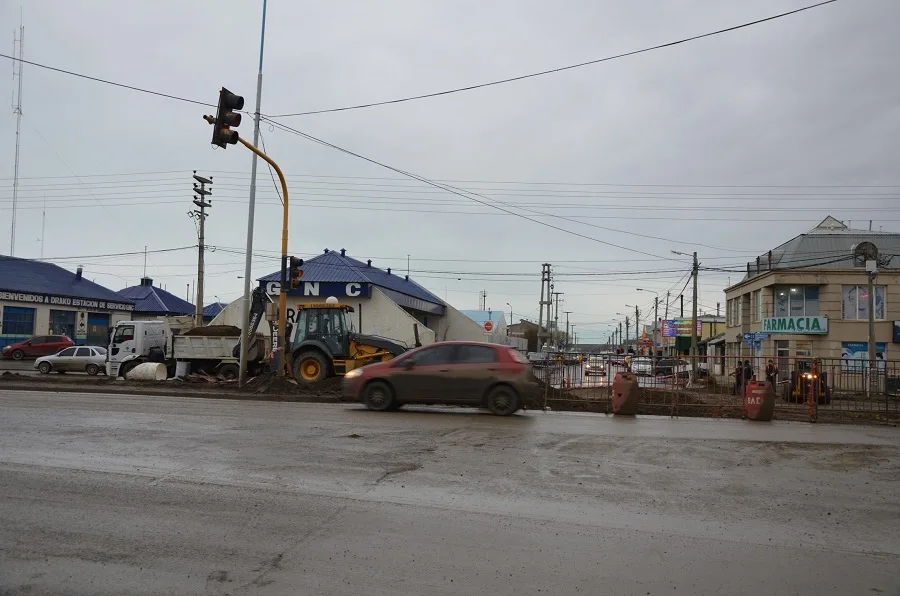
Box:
484;321;494;332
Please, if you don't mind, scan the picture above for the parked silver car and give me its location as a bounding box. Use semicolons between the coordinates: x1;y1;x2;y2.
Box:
34;346;107;375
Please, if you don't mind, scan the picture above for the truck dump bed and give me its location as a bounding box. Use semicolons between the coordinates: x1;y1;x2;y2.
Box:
172;335;239;360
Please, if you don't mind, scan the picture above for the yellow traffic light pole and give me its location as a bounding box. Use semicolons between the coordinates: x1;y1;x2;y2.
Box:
236;137;291;378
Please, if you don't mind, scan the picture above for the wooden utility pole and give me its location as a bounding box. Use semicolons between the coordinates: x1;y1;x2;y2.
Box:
691;251;699;377
191;172;213;327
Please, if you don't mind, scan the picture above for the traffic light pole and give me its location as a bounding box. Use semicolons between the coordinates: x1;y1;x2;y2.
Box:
236;137;290;379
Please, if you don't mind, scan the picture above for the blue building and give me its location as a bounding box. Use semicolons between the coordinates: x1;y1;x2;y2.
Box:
0;256;134;348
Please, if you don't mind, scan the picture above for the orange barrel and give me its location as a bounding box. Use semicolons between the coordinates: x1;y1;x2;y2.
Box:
744;380;775;421
612;372;639;415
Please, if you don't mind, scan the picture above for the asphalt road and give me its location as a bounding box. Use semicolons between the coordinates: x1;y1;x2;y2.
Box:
1;390;898;595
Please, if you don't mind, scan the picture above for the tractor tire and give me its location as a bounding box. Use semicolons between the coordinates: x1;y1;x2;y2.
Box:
293;351;330;384
486;385;520;416
218;363;240;381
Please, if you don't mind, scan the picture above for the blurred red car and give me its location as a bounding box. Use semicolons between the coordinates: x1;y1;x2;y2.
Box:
1;335;74;360
342;341;540;415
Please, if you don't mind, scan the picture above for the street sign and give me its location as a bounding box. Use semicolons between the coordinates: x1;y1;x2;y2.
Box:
755;333;769;341
483;321;494;333
743;332;771;343
743;332;754;341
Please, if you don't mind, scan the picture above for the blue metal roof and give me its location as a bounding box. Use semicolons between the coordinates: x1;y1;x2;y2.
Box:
0;256;134;304
203;302;227;319
118;278;194;316
459;310;504;325
258;250;444;306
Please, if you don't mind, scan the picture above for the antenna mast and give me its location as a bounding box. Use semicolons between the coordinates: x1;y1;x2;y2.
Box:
10;20;24;256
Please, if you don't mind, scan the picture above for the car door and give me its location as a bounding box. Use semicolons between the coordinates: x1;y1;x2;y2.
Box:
110;324;136;360
54;347;78;371
20;337;40;356
451;344;501;403
389;345;458;402
73;347;92;371
45;336;67;356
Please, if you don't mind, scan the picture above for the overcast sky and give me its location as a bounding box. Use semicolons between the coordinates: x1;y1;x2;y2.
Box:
1;0;898;342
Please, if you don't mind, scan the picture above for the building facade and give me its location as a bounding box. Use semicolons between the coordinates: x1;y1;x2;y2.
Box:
0;257;134;348
724;218;898;369
214;249;512;348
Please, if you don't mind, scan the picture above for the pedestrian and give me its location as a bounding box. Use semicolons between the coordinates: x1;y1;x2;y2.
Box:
732;360;743;395
765;359;778;390
743;359;753;392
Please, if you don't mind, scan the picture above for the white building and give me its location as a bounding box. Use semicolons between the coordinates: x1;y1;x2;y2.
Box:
0;257;134;348
212;249;516;348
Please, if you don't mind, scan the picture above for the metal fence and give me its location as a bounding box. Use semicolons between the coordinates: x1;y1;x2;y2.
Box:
531;352;900;421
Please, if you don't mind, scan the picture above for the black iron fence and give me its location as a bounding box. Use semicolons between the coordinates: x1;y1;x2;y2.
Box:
530;352;899;420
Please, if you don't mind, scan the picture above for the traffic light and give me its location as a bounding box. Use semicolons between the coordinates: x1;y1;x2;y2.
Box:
288;256;304;289
211;87;244;148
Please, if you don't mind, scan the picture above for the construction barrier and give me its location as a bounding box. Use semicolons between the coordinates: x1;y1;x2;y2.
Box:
743;380;775;421
611;372;639;415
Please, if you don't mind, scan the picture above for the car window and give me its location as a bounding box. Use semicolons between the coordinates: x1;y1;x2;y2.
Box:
29;337;45;345
92;347;107;355
58;347;77;357
75;348;91;357
113;326;135;343
457;345;499;364
508;350;529;364
407;345;456;367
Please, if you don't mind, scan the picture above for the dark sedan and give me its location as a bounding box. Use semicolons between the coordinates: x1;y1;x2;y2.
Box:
342;341;540;415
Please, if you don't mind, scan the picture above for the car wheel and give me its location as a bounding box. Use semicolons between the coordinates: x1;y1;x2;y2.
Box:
293;351;329;384
38;361;51;374
486;385;520;416
218;363;240;380
11;349;24;361
85;363;100;376
363;381;395;412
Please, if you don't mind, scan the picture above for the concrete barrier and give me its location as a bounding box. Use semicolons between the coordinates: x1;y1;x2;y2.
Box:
126;363;167;381
612;372;639;415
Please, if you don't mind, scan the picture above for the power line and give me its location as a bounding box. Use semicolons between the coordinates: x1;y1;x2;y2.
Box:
259;115;685;261
267;0;839;117
0;53;215;108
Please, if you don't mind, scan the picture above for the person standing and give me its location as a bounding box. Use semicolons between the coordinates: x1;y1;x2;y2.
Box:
743;359;754;393
765;359;778;391
732;360;743;395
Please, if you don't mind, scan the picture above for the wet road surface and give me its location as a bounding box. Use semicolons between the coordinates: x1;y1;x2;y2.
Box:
1;389;898;595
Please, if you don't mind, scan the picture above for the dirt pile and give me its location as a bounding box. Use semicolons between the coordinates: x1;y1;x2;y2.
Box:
182;325;242;337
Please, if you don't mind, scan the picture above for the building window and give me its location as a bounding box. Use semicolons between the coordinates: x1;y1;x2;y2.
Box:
49;310;77;340
2;306;35;336
842;285;886;320
774;286;819;317
738;297;744;326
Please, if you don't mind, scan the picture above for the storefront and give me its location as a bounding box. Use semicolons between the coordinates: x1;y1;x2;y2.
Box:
0;258;134;349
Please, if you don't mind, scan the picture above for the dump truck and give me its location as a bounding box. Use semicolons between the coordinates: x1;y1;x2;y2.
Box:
105;321;266;379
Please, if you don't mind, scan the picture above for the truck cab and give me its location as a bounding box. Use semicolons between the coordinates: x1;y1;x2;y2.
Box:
106;320;169;377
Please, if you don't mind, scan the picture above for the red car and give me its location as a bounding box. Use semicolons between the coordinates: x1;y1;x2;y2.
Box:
342;341;540;415
1;335;74;360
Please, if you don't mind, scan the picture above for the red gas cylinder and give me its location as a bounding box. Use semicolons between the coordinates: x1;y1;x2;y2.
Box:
744;380;775;421
612;372;639;415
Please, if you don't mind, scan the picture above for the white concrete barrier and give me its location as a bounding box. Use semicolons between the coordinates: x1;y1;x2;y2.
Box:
126;362;167;381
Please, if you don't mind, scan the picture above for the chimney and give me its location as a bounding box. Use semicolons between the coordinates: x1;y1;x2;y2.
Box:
404;275;409;281
340;248;346;257
746;263;751;276
768;250;773;270
141;277;153;287
755;256;760;274
366;259;372;267
75;266;83;281
324;248;329;253
387;267;392;275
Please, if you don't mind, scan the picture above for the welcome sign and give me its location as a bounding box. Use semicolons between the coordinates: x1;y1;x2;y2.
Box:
762;316;828;335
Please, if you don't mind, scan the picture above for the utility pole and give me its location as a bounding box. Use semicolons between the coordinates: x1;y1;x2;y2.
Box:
190;172;213;328
625;316;630;351
538;264;551;351
867;259;878;396
618;322;623;349
480;290;487;310
239;0;269;386
680;294;684;318
552;291;563;344
9;21;24;256
564;311;572;348
664;290;671;356
635;305;640;348
691;251;699;377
